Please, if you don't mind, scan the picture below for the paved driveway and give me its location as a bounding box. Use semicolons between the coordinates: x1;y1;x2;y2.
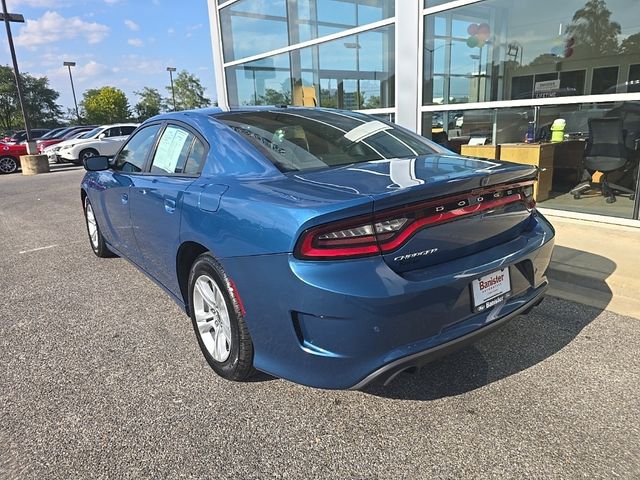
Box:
1;168;639;479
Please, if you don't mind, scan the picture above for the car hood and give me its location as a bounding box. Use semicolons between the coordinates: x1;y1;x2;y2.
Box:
58;137;95;149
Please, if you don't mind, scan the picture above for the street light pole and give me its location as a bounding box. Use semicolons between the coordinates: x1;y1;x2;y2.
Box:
167;66;176;111
63;61;80;122
0;0;33;152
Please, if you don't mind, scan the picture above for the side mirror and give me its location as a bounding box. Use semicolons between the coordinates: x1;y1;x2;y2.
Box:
84;155;110;171
98;133;106;140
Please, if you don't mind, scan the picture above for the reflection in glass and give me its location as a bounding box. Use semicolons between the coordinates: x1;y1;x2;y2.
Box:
226;26;395;110
423;107;534;152
423;0;640;105
423;102;640;219
221;0;393;62
220;0;289;62
226;53;292;106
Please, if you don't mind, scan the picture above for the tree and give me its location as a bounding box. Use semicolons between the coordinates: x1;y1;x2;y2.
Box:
363;94;381;109
167;70;211;110
0;66;62;131
255;87;292;106
134;87;163;121
81;86;131;124
565;0;621;58
621;32;640;55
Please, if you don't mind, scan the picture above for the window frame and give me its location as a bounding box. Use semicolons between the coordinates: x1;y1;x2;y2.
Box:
140;120;210;178
110;122;164;175
120;125;137;136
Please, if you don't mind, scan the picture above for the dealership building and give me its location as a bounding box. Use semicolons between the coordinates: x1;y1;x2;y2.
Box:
207;0;640;224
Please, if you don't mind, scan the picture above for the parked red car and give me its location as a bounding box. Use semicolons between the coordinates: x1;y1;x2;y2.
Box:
0;143;28;174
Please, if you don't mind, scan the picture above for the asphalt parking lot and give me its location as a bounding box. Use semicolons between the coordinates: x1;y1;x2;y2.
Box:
1;167;639;479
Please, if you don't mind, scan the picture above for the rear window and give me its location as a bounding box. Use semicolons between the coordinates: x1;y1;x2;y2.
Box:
214;110;438;172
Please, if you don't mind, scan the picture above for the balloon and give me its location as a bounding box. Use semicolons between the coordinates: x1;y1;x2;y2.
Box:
477;38;486;48
467;23;479;36
564;47;574;58
477;31;490;41
466;36;479;48
551;45;563;56
478;23;491;35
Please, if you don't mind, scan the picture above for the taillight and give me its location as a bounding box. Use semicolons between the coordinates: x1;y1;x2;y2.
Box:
295;181;535;260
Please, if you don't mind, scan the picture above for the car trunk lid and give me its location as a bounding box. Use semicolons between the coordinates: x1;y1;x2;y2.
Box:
291;154;538;272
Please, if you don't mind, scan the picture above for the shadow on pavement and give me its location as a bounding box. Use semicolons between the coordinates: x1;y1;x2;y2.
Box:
362;247;615;401
48;163;83;173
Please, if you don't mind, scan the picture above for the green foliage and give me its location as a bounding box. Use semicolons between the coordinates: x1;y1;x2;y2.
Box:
363;94;381;109
134;87;163;121
256;87;292;106
167;70;211;110
621;32;640;55
566;0;621;58
81;86;131;124
0;65;62;131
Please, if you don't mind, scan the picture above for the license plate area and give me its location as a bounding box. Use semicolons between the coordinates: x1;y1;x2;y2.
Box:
471;268;512;312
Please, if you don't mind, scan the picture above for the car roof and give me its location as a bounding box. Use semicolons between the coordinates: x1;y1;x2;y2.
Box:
148;106;361;123
96;123;140;128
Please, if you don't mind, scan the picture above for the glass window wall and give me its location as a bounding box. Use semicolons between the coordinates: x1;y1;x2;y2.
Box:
226;53;292;106
423;101;640;219
423;0;640;105
226;25;395;110
220;0;393;62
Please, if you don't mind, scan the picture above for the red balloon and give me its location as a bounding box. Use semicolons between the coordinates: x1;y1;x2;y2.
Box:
467;23;479;36
478;23;491;36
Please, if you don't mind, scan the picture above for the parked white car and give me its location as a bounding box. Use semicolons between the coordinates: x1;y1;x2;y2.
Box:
56;123;138;164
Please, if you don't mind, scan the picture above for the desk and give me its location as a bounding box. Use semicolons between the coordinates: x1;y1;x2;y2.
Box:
460;141;587;201
499;143;555;201
460;144;500;160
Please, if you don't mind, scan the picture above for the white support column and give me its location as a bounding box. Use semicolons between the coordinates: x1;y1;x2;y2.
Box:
207;0;229;110
394;0;422;133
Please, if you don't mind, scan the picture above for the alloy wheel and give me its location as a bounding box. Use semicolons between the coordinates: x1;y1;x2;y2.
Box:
85;200;99;249
192;274;232;362
0;156;17;174
82;150;96;162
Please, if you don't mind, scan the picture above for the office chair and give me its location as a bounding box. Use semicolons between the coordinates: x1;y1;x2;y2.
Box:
570;117;636;203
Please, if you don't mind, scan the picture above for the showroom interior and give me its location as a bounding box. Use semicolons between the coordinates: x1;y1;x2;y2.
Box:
208;0;640;222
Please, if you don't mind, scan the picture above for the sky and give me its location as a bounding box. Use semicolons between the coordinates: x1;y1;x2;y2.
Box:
1;0;217;114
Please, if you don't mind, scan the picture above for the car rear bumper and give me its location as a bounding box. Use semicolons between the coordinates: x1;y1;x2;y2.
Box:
348;285;546;389
221;212;555;390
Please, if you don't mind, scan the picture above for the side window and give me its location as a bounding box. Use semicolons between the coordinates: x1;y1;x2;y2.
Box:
183;138;206;175
104;128;119;137
120;126;136;136
113;124;162;173
149;125;195;175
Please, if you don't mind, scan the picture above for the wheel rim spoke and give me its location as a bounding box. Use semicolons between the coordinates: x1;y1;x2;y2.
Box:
86;204;98;247
192;274;232;363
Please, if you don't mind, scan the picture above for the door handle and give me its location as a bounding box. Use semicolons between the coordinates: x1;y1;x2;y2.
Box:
121;193;128;204
164;198;176;213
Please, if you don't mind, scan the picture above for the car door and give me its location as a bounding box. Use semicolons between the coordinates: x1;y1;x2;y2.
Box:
129;123;207;293
99;127;128;156
98;123;163;263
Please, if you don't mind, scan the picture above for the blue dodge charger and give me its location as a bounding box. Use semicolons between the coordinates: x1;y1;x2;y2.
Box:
81;107;554;390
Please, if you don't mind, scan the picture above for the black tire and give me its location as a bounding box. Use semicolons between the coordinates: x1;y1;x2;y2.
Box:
83;197;114;258
188;253;255;381
0;155;18;174
77;148;98;165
